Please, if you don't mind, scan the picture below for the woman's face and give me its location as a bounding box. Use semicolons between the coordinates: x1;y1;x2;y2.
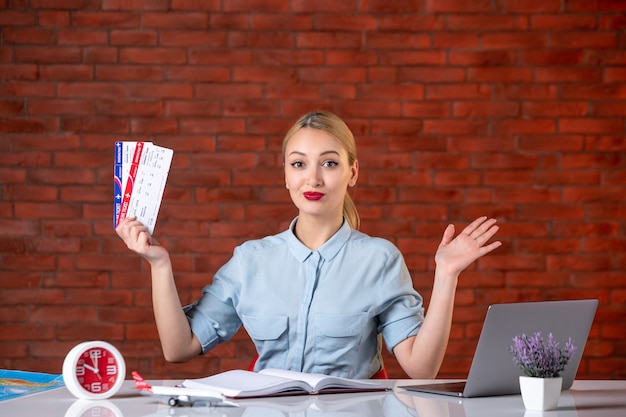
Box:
284;127;358;220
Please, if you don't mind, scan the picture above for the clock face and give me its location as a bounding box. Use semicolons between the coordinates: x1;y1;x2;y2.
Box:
74;346;120;394
63;341;126;400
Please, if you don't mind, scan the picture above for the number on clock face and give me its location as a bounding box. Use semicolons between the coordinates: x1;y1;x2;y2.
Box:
76;348;119;393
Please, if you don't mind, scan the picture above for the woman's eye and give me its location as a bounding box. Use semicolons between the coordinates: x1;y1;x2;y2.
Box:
323;160;338;168
291;161;304;168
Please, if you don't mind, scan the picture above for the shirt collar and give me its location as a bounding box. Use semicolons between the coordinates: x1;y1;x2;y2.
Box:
286;217;352;263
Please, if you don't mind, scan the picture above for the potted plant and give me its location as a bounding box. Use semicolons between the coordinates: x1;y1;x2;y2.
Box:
509;332;576;411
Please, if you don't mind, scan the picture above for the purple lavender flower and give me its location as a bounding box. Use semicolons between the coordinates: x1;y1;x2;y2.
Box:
509;332;576;378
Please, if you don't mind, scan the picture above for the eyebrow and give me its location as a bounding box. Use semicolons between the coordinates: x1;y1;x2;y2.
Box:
288;150;341;157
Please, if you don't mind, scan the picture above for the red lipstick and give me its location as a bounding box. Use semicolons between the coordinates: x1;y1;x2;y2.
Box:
303;192;324;201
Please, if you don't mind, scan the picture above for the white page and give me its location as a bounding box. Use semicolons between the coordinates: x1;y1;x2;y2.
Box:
182;370;311;398
259;369;330;390
259;368;383;391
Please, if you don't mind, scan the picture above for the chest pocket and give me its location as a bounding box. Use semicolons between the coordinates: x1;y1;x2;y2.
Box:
241;314;289;365
312;312;370;376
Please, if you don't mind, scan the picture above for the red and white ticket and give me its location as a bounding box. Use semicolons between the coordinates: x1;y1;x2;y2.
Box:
115;141;173;234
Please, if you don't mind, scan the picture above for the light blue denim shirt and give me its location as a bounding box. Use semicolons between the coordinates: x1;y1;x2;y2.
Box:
185;218;424;378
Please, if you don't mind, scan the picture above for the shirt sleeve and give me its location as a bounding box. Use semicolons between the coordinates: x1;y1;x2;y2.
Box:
184;247;244;354
375;244;424;353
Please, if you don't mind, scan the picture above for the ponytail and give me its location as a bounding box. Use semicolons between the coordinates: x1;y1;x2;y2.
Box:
343;193;360;230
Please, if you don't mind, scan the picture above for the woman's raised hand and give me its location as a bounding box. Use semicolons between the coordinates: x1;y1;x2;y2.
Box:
435;216;502;277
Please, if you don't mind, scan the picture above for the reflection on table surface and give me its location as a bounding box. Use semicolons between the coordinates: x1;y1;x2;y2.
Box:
2;379;625;417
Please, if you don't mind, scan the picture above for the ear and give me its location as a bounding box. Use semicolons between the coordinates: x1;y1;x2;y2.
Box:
348;160;359;187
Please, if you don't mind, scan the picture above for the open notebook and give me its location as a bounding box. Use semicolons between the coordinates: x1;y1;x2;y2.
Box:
182;368;388;399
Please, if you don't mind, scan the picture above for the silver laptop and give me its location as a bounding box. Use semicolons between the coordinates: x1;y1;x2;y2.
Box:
401;299;598;398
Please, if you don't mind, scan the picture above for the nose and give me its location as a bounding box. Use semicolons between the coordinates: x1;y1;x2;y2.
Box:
306;165;322;187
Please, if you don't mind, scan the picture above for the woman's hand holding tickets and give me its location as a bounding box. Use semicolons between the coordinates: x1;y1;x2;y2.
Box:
116;216;170;267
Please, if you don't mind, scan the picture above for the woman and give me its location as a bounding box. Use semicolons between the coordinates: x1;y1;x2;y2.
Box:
116;110;501;379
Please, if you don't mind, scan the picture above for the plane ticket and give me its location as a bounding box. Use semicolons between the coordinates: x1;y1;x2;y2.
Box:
114;141;173;234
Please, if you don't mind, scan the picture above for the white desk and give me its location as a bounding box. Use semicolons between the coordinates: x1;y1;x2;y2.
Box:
2;379;625;417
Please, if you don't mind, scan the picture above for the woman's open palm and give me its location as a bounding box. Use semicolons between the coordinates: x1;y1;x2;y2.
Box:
435;216;502;277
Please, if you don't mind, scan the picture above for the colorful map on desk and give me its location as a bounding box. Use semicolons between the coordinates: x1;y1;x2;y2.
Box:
0;369;64;401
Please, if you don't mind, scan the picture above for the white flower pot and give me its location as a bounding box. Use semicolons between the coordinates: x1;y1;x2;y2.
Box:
519;376;562;411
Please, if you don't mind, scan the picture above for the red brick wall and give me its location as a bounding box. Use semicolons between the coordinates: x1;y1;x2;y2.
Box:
1;1;625;380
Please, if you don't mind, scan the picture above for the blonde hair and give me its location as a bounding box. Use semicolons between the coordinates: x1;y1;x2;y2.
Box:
283;110;360;230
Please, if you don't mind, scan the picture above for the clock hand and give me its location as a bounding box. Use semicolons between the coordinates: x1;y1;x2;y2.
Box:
83;363;98;372
90;350;99;370
83;363;102;379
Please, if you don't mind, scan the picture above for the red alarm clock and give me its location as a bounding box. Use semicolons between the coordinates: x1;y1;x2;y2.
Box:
62;341;126;400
